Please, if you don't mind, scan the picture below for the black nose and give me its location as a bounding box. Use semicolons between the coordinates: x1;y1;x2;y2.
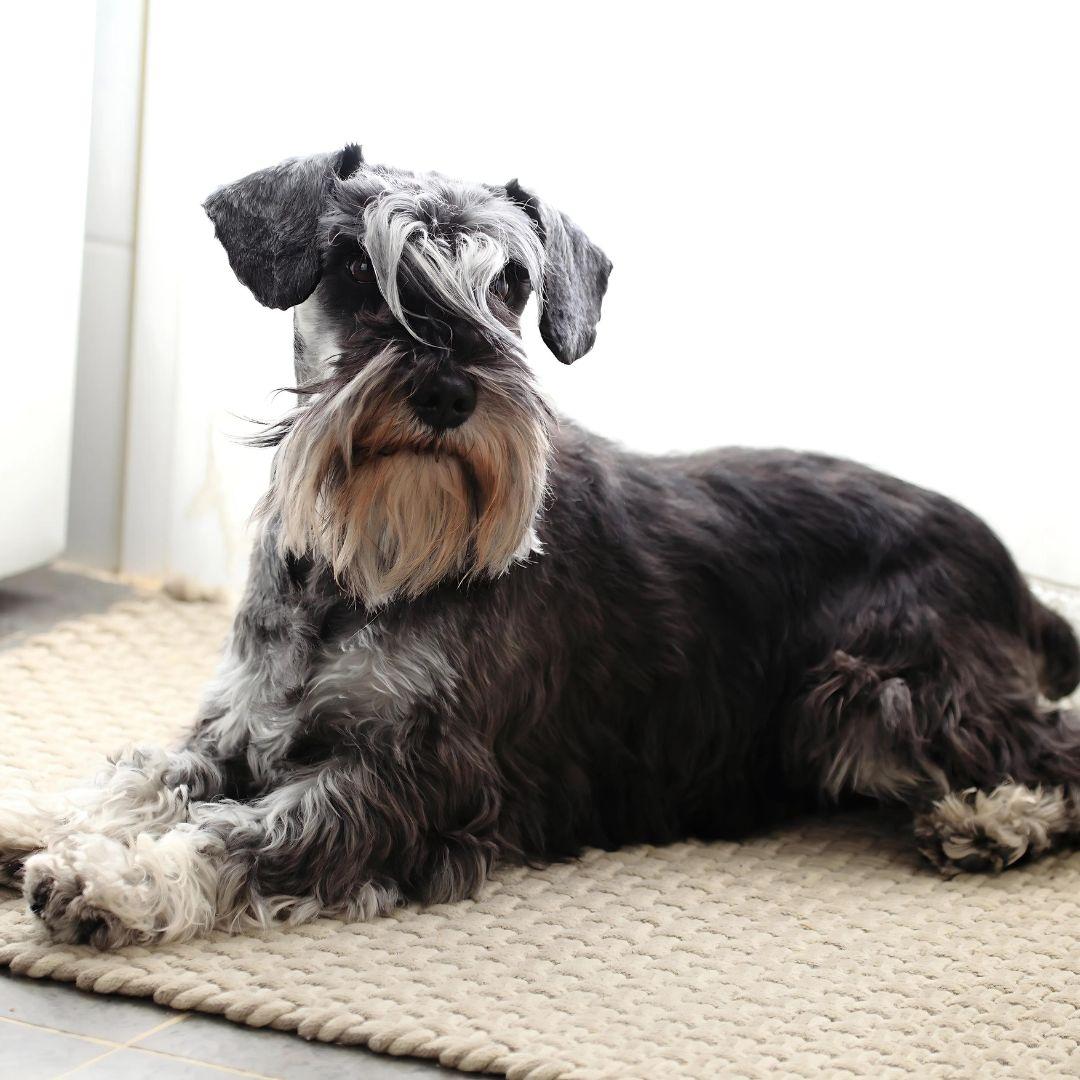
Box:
409;369;477;430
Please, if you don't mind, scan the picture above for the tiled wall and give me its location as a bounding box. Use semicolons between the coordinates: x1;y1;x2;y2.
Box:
66;0;147;570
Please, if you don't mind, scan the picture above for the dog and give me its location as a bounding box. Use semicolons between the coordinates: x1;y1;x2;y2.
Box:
2;145;1078;950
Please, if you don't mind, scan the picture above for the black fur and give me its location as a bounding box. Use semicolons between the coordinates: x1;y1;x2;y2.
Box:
174;426;1080;915
193;151;1080;912
505;178;612;363
203;145;363;310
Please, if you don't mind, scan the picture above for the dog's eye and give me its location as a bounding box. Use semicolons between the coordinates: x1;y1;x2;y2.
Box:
490;271;510;300
347;257;378;286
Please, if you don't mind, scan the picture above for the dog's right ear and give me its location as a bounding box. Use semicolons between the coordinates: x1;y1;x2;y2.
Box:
203;145;363;310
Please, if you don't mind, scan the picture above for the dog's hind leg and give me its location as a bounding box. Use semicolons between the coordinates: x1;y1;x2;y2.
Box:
913;772;1079;875
913;603;1080;873
788;606;1080;875
1031;596;1080;702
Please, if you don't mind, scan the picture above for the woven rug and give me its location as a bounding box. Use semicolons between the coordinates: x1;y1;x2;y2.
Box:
2;582;1080;1079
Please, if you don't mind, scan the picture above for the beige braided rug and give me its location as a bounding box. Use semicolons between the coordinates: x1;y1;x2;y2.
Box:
2;583;1080;1078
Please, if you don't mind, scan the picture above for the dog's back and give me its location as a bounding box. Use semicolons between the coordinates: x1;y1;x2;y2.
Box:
485;424;1080;856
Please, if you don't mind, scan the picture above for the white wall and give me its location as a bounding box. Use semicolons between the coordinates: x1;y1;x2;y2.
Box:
125;0;1080;590
67;0;146;571
0;3;95;578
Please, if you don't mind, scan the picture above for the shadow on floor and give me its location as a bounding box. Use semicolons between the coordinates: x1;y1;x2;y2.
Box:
0;565;133;650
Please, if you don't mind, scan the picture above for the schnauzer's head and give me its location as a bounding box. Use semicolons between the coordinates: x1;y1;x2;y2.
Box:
205;145;611;607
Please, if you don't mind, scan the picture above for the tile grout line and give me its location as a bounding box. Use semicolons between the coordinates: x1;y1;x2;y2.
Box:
98;1043;282;1078
124;1009;190;1044
49;1009;281;1080
51;1045;121;1079
0;1013;119;1047
49;1010;190;1079
0;987;188;1048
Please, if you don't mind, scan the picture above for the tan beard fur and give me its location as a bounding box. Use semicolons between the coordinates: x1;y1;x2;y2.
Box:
262;354;551;606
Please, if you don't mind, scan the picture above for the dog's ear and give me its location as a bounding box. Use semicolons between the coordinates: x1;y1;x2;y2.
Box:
505;179;612;364
204;145;364;310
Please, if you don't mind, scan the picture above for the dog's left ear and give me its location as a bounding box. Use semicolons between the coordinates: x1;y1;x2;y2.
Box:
505;179;612;364
204;145;363;310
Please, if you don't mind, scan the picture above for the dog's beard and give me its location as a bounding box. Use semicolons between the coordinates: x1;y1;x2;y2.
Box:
259;347;551;606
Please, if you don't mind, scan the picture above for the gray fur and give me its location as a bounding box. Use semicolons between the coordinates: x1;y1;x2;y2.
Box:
204;145;364;310
356;175;544;350
505;179;612;364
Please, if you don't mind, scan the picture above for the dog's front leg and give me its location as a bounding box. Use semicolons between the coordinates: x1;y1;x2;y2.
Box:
0;613;257;887
8;524;322;901
19;769;383;949
24;725;502;948
0;747;227;890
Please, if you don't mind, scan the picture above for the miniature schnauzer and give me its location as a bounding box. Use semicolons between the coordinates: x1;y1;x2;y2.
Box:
3;145;1078;949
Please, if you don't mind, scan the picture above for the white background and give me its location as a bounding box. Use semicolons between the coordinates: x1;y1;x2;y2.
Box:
35;1;1080;588
0;3;94;577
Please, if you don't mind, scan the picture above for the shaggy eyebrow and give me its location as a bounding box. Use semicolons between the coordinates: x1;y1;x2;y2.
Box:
358;193;543;348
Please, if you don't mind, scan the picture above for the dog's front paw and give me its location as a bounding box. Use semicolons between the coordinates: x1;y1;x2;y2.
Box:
0;793;62;890
23;836;154;949
0;854;29;889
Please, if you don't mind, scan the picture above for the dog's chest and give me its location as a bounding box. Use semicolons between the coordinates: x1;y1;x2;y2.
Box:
299;622;457;724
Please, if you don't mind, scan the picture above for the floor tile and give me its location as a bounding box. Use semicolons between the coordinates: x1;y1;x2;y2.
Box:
70;1046;248;1078
0;1019;105;1079
137;1013;444;1077
0;968;176;1042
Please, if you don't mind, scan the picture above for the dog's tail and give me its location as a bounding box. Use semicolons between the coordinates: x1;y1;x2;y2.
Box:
1032;598;1080;702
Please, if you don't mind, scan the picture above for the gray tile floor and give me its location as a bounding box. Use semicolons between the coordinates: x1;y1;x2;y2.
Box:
0;565;448;1078
0;969;442;1077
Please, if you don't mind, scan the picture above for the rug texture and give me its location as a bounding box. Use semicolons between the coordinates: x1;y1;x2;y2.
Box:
2;582;1080;1078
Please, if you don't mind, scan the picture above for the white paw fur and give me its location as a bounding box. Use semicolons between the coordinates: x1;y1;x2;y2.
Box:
915;783;1075;875
23;828;221;948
